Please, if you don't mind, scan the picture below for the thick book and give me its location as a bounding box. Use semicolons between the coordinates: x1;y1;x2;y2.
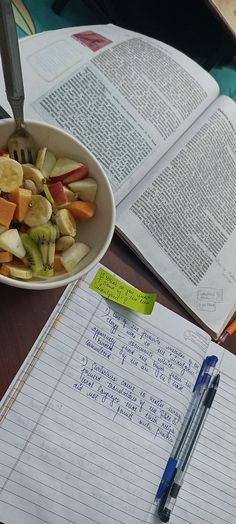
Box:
0;264;235;524
0;24;235;338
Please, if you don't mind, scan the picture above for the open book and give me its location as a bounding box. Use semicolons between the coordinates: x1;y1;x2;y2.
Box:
0;264;235;524
0;23;235;338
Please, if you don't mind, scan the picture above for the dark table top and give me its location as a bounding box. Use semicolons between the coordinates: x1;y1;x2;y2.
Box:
0;232;235;400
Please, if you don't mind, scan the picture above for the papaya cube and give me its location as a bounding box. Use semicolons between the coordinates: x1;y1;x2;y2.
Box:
0;197;16;228
9;188;32;222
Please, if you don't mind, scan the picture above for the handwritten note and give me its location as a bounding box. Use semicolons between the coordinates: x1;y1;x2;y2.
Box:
70;295;200;445
0;265;207;524
89;267;157;314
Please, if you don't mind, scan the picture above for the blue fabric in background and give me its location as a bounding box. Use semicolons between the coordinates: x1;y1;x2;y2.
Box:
14;0;99;37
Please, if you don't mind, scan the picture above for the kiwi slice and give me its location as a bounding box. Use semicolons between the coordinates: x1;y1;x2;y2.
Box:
19;233;43;276
30;224;57;270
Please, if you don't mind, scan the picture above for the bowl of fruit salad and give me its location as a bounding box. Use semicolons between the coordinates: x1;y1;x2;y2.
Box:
0;119;115;289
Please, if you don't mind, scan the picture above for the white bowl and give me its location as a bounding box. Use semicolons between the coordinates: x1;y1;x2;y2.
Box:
0;119;115;290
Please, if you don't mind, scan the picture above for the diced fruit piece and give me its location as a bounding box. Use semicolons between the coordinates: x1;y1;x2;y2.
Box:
36;149;56;179
9;188;32;222
0;251;13;263
35;147;47;170
24;195;52;227
61;165;88;184
68;177;97;202
50;158;84;180
1;262;32;280
30;224;57;270
23;179;38;194
0;264;10;276
21;256;31;267
22;164;45;192
63;187;78;202
55;209;76;237
61;242;90;272
38;267;54;278
66;201;96;222
0;197;16;228
0;229;26;258
20;233;44;275
55;235;75;251
43;181;56;207
47;181;67;205
0;157;23;192
30;225;52;266
0;150;9;157
42;151;57;179
54;253;63;272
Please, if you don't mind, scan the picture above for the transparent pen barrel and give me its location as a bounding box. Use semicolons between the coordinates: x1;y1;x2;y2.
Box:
171;391;202;458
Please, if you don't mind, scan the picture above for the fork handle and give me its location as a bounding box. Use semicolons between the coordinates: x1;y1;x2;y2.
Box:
0;0;24;125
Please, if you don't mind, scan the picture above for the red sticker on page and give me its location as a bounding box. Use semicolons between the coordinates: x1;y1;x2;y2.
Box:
72;31;112;52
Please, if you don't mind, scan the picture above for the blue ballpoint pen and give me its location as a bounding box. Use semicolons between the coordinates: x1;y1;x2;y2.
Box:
156;355;218;500
157;373;220;522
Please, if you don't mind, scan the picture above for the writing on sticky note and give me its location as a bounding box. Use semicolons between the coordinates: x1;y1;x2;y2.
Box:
89;268;156;314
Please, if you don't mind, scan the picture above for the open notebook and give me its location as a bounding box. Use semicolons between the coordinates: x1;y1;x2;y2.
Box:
0;264;235;524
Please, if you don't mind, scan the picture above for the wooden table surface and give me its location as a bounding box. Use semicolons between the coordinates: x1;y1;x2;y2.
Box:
0;232;236;400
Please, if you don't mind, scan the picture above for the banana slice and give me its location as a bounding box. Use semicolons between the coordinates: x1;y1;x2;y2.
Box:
56;235;75;251
1;262;33;280
23;179;38;194
22;164;45;192
0;157;23;192
55;209;76;237
24;195;52;227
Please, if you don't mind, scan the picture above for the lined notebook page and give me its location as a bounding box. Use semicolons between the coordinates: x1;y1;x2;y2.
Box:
170;346;236;524
0;265;209;524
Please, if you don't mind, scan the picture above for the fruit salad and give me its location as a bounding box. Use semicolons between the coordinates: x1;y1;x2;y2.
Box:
0;147;97;280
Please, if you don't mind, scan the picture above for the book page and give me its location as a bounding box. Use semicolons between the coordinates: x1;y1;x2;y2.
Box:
0;24;219;204
0;265;209;524
116;95;236;338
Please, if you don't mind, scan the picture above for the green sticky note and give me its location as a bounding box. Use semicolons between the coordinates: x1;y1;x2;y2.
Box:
89;268;156;314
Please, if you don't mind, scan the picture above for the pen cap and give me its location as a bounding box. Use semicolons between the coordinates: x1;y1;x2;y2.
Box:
226;319;236;335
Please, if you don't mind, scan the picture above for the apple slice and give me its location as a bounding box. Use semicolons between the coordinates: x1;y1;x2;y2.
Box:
61;242;90;272
68;177;97;202
0;150;9;157
38;148;56;178
50;158;83;178
60;165;88;184
49;158;88;183
48;181;67;205
63;187;77;202
0;229;26;258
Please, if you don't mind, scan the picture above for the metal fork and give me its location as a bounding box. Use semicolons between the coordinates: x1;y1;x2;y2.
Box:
0;0;35;163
